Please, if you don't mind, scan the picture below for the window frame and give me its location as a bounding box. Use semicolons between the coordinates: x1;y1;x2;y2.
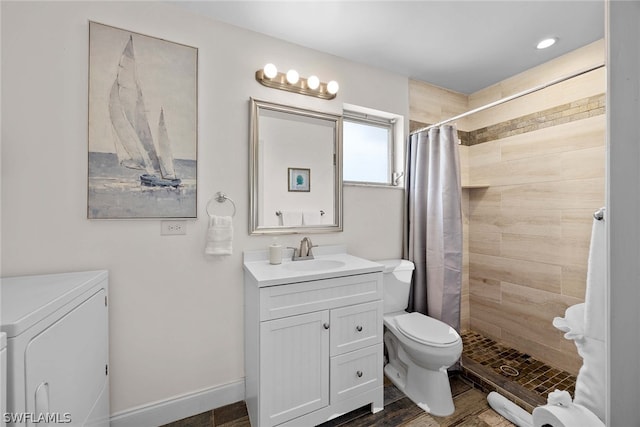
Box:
342;110;400;187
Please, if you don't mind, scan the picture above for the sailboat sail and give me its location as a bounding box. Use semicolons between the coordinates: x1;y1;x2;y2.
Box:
157;108;177;179
108;35;180;187
109;79;152;171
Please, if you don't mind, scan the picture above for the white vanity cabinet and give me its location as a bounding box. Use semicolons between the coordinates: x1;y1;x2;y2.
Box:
244;248;384;427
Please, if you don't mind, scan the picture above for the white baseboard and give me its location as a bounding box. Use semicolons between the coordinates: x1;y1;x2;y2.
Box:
110;379;245;427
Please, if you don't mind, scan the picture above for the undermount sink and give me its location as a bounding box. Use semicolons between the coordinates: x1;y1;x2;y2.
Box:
282;259;346;272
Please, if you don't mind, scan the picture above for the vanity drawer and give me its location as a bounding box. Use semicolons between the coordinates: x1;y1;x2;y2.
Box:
259;273;382;321
330;343;383;404
330;301;383;356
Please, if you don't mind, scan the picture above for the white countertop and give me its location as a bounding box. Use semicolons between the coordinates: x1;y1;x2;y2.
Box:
243;245;384;287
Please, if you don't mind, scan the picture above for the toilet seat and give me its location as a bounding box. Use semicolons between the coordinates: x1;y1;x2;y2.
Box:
395;312;460;347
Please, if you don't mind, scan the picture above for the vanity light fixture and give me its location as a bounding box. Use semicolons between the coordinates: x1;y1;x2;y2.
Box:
536;37;557;49
256;63;339;100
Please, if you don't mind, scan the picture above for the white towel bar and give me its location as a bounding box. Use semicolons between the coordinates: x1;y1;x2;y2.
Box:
276;210;324;216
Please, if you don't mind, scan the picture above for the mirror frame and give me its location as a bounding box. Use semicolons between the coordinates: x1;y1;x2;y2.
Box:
249;98;343;235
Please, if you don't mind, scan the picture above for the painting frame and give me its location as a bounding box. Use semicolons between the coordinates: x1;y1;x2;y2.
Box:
288;168;311;192
87;21;198;219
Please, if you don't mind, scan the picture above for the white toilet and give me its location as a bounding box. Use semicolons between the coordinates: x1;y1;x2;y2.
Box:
380;259;463;417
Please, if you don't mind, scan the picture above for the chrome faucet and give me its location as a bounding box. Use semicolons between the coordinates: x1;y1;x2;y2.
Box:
289;237;316;261
299;237;313;258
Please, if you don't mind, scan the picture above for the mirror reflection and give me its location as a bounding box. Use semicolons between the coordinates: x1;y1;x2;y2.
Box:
250;99;343;234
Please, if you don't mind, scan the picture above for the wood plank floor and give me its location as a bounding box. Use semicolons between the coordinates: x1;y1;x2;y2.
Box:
162;375;515;427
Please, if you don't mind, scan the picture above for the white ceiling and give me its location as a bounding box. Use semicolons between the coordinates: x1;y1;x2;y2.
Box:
173;1;604;94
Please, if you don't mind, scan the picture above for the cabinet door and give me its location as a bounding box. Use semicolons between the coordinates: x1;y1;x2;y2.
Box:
260;311;329;426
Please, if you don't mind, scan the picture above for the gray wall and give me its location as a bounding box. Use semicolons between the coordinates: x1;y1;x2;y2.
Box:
607;1;640;425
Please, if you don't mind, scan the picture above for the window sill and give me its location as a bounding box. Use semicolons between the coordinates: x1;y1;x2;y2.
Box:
343;182;404;190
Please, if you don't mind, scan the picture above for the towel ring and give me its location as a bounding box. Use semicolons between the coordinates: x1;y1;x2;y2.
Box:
206;192;236;217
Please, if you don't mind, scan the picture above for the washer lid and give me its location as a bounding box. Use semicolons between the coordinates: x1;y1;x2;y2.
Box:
395;312;460;346
1;270;108;338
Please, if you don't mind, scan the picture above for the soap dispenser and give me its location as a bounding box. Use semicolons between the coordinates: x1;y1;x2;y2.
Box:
268;238;282;265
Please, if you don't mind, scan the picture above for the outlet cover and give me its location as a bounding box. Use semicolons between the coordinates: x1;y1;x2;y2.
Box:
161;220;186;235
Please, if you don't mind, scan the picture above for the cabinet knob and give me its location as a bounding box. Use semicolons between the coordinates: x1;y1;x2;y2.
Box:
323;323;330;329
356;370;363;378
356;325;363;332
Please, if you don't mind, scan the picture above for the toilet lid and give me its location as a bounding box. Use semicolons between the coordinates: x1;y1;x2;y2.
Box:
395;312;460;346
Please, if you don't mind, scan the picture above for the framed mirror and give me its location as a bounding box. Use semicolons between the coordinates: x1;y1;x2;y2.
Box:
250;98;343;234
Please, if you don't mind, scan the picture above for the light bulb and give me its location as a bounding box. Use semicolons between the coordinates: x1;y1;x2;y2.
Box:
263;63;278;79
307;75;320;90
536;38;557;49
327;80;339;95
286;69;299;84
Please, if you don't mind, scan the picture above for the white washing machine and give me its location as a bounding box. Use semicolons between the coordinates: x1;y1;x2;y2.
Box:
1;271;109;427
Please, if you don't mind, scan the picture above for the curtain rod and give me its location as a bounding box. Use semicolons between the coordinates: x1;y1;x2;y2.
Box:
410;63;605;135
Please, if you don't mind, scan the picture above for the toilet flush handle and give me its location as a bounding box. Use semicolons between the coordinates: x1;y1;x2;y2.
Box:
323;323;330;329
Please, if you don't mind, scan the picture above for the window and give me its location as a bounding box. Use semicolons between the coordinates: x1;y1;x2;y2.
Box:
342;108;403;186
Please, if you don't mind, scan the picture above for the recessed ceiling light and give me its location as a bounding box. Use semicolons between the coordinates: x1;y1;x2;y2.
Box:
537;38;557;49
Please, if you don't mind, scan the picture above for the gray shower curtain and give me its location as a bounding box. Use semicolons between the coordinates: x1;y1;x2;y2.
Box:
403;125;463;331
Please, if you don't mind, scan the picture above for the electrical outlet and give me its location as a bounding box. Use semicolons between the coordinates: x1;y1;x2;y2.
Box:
161;220;186;235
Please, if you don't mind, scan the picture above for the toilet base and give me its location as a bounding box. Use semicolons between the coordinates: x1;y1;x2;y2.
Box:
384;360;455;417
384;362;406;391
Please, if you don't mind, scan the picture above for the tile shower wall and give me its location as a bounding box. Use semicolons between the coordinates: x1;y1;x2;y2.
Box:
466;109;604;375
409;40;605;374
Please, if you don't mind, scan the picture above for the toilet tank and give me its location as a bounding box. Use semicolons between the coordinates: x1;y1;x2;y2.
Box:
378;259;415;314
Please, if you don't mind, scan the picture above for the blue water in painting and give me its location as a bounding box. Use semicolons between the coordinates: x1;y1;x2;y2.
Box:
88;152;197;219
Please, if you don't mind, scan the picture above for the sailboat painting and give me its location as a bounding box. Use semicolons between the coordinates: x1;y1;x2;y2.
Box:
88;22;197;219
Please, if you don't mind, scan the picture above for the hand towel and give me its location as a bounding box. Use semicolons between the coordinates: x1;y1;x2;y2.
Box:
302;211;322;225
281;211;302;226
205;215;233;255
546;216;607;424
572;335;606;422
552;305;606;422
554;306;606;422
584;216;606;342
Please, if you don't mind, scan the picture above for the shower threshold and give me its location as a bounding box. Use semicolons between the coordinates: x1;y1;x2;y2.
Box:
459;330;577;413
